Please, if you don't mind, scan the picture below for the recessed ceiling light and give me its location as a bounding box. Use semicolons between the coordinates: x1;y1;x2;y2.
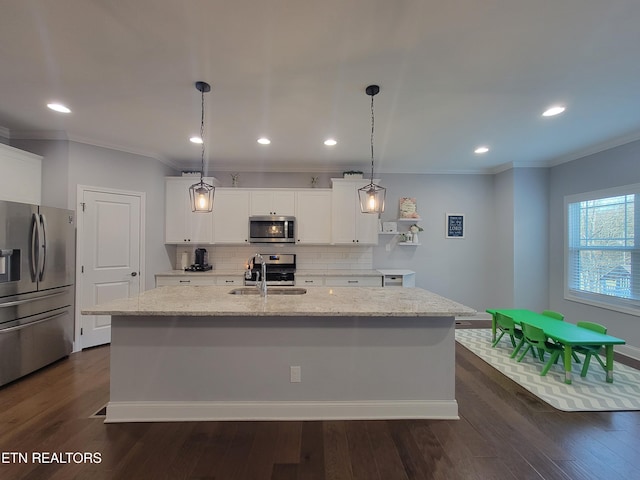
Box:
324;138;337;146
542;105;566;117
47;103;71;113
474;146;489;154
189;136;203;144
257;137;271;145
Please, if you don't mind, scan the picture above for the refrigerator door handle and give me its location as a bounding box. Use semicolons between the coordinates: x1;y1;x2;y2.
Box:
38;214;47;281
0;312;67;334
30;213;39;281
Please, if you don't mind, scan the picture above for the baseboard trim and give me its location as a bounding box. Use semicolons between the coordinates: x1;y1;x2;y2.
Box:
617;344;640;362
104;400;459;423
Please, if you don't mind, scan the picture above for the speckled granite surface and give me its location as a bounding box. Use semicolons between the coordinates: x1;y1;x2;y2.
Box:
82;286;476;317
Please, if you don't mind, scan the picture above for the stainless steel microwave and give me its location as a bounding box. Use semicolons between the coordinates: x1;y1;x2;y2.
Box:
249;216;296;243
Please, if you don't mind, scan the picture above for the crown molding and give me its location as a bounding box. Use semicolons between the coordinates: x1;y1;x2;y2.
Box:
546;130;640;167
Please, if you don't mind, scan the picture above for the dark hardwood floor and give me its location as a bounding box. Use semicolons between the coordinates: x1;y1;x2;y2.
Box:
1;327;639;480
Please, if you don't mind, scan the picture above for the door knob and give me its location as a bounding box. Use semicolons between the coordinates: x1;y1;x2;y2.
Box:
131;272;137;277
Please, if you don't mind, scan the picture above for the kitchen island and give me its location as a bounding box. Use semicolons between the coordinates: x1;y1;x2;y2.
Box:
83;286;475;423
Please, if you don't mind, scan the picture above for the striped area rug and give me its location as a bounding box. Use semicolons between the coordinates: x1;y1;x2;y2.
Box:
455;328;640;411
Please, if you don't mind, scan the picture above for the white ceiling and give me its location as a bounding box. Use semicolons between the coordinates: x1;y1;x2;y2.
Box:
2;0;640;174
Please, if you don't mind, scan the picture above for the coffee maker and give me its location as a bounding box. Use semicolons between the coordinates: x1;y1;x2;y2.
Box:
185;248;213;272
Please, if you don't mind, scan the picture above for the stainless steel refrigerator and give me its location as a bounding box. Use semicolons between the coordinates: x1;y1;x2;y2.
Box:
0;200;75;387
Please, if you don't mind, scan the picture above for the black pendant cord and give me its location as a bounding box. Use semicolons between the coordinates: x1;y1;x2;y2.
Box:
370;93;375;184
199;86;205;184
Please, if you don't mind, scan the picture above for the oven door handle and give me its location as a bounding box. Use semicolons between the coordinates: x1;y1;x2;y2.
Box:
0;312;67;334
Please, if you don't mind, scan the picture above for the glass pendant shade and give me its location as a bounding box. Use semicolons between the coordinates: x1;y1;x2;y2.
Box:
189;180;215;212
358;182;386;214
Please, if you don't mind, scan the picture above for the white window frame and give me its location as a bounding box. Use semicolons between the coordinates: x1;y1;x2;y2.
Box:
564;183;640;316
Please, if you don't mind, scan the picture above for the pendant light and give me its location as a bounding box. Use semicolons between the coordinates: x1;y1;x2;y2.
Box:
358;84;386;214
189;81;215;212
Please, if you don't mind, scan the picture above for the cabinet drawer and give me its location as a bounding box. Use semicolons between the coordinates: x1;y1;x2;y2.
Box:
324;276;382;287
296;277;324;286
155;276;216;287
215;276;243;286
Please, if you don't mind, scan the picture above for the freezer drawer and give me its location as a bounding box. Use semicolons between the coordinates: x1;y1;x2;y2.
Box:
0;286;73;328
0;306;73;386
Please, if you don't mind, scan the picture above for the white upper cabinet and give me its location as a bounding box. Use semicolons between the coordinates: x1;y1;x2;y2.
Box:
0;144;42;205
212;189;250;244
165;177;214;244
250;190;296;216
331;179;379;245
295;190;332;244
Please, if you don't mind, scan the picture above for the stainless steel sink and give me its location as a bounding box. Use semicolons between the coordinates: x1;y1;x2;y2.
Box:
228;287;307;295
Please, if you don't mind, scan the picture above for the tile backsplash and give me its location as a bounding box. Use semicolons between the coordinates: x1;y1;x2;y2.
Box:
175;245;373;272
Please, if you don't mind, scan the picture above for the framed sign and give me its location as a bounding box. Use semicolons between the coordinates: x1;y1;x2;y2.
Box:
446;213;465;238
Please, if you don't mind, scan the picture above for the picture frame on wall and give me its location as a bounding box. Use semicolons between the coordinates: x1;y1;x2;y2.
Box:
446;213;465;238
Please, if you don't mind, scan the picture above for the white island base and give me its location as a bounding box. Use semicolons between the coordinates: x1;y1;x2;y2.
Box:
106;314;457;423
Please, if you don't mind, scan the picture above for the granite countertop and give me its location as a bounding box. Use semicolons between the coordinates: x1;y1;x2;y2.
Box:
82;286;476;318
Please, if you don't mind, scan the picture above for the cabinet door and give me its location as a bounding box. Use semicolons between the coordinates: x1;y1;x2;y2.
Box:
354;208;379;244
165;177;214;243
296;190;331;244
250;190;295;216
331;184;357;244
213;189;250;244
331;180;379;245
271;191;296;216
249;190;274;215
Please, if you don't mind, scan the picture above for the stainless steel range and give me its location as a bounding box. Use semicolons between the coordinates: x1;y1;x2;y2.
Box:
244;253;296;286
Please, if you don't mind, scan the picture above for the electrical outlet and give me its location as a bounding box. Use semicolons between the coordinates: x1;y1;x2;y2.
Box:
290;366;301;383
385;243;391;252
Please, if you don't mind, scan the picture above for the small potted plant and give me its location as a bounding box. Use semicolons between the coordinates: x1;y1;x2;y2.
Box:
409;224;423;243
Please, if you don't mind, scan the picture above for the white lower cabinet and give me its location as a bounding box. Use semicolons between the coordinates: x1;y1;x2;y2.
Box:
156;276;216;287
215;276;243;286
295;276;324;287
296;275;382;287
325;276;382;287
155;275;243;287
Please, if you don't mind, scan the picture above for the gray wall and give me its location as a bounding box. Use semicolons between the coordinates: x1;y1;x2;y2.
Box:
514;168;549;309
371;173;496;311
493;170;515;308
549;139;640;357
11;139;177;291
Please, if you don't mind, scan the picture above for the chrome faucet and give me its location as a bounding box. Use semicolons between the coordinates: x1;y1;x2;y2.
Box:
248;253;267;296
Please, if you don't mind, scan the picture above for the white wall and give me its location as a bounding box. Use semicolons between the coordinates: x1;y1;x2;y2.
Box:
549;139;640;357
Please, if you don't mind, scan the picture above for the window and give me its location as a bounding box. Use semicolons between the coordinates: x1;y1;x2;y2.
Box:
566;184;640;315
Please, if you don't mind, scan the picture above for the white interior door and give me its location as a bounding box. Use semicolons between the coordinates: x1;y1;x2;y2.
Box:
78;187;143;349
